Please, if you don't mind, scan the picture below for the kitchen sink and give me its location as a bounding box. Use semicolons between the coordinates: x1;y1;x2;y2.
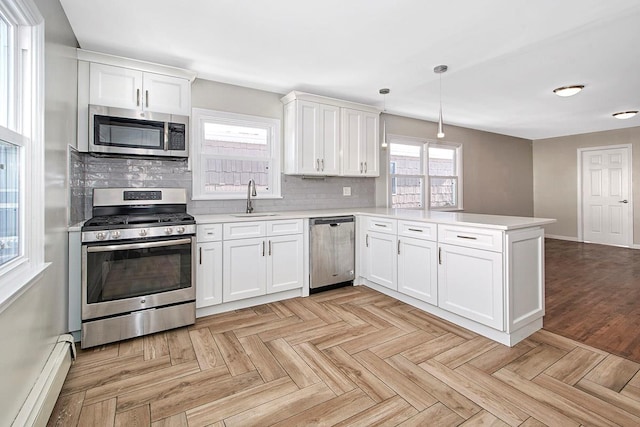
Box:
229;213;280;217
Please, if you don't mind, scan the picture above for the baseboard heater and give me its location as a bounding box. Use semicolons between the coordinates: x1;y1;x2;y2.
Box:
12;334;76;427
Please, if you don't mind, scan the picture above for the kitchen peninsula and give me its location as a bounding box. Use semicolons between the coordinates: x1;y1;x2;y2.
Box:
194;208;555;347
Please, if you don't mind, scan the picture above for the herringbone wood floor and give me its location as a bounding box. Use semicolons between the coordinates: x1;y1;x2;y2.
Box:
49;286;640;426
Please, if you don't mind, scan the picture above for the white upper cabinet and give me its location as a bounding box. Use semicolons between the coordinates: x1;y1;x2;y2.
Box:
281;91;379;177
283;99;340;175
89;63;190;115
341;108;379;177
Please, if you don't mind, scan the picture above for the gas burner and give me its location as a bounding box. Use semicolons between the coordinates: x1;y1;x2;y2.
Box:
81;188;196;242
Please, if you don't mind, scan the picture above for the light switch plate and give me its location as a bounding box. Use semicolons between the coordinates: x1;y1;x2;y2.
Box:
343;187;351;196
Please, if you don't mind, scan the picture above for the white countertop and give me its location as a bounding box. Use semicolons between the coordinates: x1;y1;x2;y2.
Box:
194;208;555;231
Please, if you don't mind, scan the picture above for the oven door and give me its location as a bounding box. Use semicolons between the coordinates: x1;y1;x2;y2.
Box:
82;236;195;320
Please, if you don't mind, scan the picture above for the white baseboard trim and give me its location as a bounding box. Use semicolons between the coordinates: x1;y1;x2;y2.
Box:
544;234;581;242
12;335;75;427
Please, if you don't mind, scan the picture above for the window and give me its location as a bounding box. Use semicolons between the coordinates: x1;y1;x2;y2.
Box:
428;143;462;209
191;108;281;200
389;137;425;208
0;0;45;302
388;135;462;210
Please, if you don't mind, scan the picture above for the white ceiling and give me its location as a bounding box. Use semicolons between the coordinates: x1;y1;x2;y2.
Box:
59;0;640;140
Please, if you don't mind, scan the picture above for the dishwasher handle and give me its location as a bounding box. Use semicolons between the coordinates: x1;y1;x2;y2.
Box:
310;216;355;226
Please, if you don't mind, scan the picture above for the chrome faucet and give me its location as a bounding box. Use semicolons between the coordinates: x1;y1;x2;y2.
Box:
246;179;257;213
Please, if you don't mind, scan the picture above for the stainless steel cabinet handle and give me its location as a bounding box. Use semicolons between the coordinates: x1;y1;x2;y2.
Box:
620;200;629;203
316;159;320;171
321;159;324;171
397;239;401;255
438;247;442;264
457;235;477;240
136;88;140;106
199;247;202;264
364;162;368;173
366;234;369;247
374;223;387;228
268;240;272;256
360;162;363;173
408;228;423;232
145;90;149;107
262;240;265;256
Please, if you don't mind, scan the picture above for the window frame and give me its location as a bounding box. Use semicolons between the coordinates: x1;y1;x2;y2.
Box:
427;140;463;211
0;0;46;308
191;108;282;201
387;134;428;209
387;134;463;210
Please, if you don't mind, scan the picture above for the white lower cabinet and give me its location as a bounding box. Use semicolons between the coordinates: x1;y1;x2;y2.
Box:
437;243;504;330
196;241;223;308
196;224;223;309
364;231;398;291
223;237;268;302
398;237;438;305
223;220;304;303
267;234;304;294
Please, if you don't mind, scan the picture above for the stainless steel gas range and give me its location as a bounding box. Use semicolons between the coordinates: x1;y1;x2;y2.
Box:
80;188;196;348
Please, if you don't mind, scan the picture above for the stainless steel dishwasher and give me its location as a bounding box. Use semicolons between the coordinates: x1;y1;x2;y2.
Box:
309;216;355;292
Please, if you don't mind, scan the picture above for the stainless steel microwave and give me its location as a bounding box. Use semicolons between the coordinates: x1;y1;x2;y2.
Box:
89;105;189;158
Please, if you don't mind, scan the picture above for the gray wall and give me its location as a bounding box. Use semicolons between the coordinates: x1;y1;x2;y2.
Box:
377;114;534;216
0;0;78;423
533;126;640;243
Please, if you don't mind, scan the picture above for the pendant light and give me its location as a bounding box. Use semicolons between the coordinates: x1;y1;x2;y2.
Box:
434;65;448;138
379;88;390;148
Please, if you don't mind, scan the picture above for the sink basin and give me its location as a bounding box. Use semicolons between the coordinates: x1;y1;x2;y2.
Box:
229;213;280;217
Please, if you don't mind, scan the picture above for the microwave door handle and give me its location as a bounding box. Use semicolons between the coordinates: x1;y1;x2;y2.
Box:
164;122;169;151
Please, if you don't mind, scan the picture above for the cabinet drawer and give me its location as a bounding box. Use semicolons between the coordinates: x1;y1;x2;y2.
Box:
197;224;223;242
398;221;437;241
224;221;266;240
438;224;503;252
364;216;397;234
267;219;303;236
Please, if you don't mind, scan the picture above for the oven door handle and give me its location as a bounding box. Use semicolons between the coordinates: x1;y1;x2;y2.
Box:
86;238;192;253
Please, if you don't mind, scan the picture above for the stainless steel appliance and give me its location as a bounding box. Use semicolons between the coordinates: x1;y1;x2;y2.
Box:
80;188;196;348
89;105;189;158
309;216;355;292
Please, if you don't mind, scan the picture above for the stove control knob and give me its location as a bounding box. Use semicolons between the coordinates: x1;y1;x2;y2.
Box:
111;230;121;239
165;227;173;235
139;229;148;237
176;226;185;234
95;232;106;241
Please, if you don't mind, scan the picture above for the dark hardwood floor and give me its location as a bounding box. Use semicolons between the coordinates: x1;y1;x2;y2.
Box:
544;238;640;363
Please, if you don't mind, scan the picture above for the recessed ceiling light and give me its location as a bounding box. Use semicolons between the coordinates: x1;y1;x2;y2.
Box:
612;111;638;120
553;85;584;97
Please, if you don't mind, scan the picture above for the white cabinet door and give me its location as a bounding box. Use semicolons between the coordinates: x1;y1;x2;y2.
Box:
365;231;398;290
143;72;190;115
89;63;190;115
319;103;340;175
398;237;438;305
341;108;363;176
295;100;321;174
223;237;267;302
438;243;504;330
362;111;379;176
196;241;223;308
267;234;304;293
341;108;379;176
292;101;340;175
89;63;142;110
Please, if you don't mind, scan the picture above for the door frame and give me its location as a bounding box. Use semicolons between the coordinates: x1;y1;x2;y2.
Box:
577;144;633;247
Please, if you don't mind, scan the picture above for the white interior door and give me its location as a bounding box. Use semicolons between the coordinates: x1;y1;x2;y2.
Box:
581;147;631;247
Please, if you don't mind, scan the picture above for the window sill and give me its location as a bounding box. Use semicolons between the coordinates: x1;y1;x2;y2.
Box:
0;262;51;315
